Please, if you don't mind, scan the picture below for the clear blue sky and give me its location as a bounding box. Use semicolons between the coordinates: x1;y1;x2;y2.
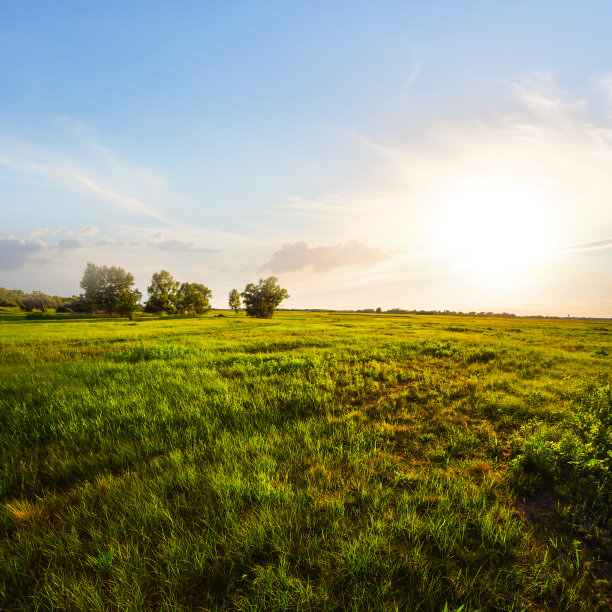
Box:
1;1;611;315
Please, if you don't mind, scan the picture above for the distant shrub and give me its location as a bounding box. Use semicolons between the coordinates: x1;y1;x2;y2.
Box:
25;312;55;320
419;340;460;359
465;348;497;364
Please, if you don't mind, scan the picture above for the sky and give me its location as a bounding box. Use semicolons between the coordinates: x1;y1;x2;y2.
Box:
1;1;611;316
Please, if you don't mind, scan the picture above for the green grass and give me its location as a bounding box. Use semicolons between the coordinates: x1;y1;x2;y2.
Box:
0;309;610;610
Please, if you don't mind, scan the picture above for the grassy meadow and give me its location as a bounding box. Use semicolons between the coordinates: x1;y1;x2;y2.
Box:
0;309;610;610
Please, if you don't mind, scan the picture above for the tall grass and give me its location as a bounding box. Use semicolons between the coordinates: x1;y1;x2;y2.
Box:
0;310;610;609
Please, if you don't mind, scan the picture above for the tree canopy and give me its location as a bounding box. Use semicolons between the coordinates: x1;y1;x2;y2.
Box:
115;287;143;320
145;270;180;314
228;289;241;314
241;277;289;318
177;282;212;316
80;263;138;315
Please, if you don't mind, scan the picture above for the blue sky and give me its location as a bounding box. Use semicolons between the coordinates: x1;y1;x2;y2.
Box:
1;1;611;315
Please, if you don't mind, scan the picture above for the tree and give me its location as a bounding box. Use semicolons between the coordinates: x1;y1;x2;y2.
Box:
79;263;136;314
21;291;50;312
0;287;25;308
176;282;212;316
65;294;90;313
145;270;179;314
228;288;241;314
241;277;289;318
116;288;142;320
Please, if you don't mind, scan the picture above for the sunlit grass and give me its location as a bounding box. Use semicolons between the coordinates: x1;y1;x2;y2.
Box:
0;310;610;609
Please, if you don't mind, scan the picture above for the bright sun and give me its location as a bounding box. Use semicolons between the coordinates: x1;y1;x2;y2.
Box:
434;179;554;281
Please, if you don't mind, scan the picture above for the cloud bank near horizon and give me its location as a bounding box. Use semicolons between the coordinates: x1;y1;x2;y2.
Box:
263;241;391;274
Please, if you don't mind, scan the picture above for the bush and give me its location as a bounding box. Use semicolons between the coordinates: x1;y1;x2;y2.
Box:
510;382;612;537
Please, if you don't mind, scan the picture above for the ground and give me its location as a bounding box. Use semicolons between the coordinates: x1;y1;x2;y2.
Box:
0;309;610;610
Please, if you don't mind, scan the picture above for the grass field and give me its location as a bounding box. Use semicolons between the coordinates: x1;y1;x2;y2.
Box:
0;309;610;610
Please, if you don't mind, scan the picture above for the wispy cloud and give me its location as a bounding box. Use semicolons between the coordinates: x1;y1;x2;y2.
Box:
155;240;216;253
0;131;169;222
397;57;422;101
267;195;363;215
77;225;99;236
562;238;612;252
593;73;612;100
77;176;166;220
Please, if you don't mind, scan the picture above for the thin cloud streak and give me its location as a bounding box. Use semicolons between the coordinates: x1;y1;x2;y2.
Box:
562;238;612;252
77;176;167;221
155;240;216;253
0;136;169;222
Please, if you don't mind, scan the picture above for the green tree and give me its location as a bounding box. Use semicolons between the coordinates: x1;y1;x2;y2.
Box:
145;270;179;314
80;263;136;314
228;288;241;314
177;282;212;316
0;287;25;307
20;291;50;312
241;277;289;318
116;288;142;320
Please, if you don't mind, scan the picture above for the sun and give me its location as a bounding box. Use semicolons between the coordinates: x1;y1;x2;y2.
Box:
433;178;554;281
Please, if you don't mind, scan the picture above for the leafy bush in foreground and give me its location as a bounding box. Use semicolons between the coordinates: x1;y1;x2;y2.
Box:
510;382;612;551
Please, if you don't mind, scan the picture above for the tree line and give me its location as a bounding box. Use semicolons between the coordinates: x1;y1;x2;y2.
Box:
0;263;289;319
0;288;66;312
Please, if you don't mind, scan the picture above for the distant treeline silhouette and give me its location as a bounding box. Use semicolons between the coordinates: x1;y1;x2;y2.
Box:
2;284;609;321
0;263;289;320
279;308;612;321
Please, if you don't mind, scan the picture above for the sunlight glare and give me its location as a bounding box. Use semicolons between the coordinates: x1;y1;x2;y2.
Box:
434;179;554;281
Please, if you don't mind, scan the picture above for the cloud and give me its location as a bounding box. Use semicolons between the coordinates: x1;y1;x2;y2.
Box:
263;241;391;274
155;240;216;253
397;57;422;100
57;238;84;251
78;225;99;236
594;73;612;100
29;227;49;239
0;237;44;269
267;195;363;215
77;176;166;220
94;238;114;247
0;133;168;222
562;238;612;252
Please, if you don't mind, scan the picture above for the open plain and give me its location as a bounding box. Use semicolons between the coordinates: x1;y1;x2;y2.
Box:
1;310;610;610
